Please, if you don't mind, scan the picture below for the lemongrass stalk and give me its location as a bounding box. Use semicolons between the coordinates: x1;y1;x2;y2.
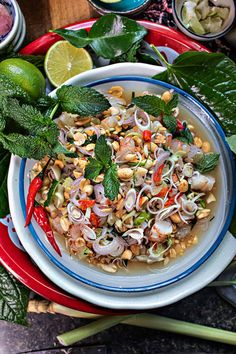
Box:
57;313;236;347
208;280;236;287
123;314;236;346
57;315;131;346
27;300;100;318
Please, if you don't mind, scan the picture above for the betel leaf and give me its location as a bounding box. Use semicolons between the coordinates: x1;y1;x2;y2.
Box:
103;163;120;201
0;265;29;325
54;14;147;59
94;135;112;166
56;85;110;117
153;51;236;135
226;135;236;154
195;152;220;173
0;149;10;218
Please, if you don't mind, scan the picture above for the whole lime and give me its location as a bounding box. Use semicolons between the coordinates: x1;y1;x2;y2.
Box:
0;58;45;100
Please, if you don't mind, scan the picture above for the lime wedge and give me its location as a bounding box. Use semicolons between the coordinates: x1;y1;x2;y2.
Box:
44;41;93;87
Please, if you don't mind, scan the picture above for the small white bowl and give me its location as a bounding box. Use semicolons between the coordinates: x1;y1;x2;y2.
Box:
0;0;20;52
172;0;236;41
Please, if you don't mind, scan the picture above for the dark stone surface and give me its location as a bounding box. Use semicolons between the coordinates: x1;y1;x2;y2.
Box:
0;288;235;354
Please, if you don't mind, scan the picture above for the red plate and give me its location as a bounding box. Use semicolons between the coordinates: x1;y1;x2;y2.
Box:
0;19;209;314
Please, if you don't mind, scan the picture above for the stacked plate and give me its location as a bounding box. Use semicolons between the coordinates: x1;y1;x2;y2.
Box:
8;62;236;310
0;0;26;53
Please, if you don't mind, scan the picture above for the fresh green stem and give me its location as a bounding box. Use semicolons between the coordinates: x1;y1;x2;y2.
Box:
57;312;236;347
123;314;236;346
49;102;59;120
57;315;131;346
208;280;236;287
150;44;170;68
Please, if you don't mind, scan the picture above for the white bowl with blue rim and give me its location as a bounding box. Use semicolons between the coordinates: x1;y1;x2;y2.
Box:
0;0;21;52
172;0;235;41
17;64;236;294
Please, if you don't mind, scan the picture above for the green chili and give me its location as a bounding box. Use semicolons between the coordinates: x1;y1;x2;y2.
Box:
44;180;60;207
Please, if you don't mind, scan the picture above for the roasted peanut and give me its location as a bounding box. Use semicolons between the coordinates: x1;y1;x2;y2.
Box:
196;209;211;219
117;168;134;180
202;141;211;153
121;249;133;260
161;91;172;103
112;141;119;151
178;179;188;193
194;137;202;148
170;213;181;223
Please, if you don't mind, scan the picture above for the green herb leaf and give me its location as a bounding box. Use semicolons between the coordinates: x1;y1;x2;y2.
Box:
0;132;52;160
177;123;194;144
44;180;59;207
0;113;6;132
0;97;59;145
0;74;31;103
54;14;147;59
163;115;177;133
226;135;236;154
84;134;97;146
112;41;141;63
53;142;78;158
84;158;103;180
56;85;110;117
103;163;120;200
195;153;220;173
133;94;178;117
133;95;166;116
0;149;10;218
53;28;89;48
94;135;112;166
0;264;29;325
153;51;236;135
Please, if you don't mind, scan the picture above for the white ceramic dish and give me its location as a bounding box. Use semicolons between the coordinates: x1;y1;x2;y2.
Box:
9;63;236;299
0;0;20;51
172;0;235;41
8;152;236;309
13;10;26;52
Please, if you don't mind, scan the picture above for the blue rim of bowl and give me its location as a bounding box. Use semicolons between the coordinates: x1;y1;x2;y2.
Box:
172;0;236;39
87;0;151;15
19;76;236;293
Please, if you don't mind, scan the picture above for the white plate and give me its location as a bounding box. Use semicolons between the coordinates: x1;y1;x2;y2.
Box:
9;63;236;309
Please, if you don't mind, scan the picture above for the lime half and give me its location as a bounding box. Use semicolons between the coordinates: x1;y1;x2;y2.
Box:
45;41;93;87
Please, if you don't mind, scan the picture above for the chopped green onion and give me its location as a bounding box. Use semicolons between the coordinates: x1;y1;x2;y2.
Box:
44;180;59;207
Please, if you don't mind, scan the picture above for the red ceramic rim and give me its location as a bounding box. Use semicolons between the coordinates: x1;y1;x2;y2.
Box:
0;19;209;314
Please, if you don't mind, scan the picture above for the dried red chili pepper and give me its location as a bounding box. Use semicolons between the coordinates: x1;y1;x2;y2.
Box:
25;159;51;227
33;204;62;257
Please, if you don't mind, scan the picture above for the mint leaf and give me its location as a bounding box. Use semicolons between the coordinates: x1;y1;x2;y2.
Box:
226;135;236;154
0;132;52;160
133;95;165;116
84;158;103;180
163;115;177;133
0;74;32;103
0;265;29;325
0;149;10;217
0;97;59;145
0;113;6;132
133;94;178;117
53;142;77;158
165;94;178;114
177;123;194;144
195;153;220;173
56;85;110;117
103;163;120;200
95;135;112;166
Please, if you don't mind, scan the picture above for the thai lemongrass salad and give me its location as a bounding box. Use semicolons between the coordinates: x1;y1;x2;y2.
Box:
30;86;220;273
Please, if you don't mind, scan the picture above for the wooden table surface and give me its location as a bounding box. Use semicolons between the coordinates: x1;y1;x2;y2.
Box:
18;0;98;43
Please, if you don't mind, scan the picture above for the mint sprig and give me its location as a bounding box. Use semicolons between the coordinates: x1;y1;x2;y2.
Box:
195;153;220;173
132;93;178;117
85;135;120;200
